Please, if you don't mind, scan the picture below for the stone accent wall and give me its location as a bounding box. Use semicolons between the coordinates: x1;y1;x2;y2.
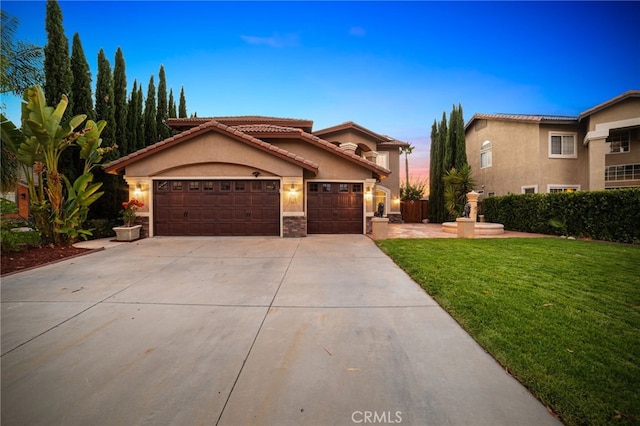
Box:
387;213;403;224
366;217;373;234
134;216;150;239
283;216;307;238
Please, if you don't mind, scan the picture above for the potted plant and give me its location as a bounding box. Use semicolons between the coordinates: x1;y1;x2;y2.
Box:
113;199;144;241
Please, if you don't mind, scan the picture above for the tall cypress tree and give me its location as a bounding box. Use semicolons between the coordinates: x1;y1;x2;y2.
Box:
126;80;139;155
453;103;467;170
156;65;170;140
113;47;128;156
92;48;119;218
178;86;187;118
68;32;93;180
168;88;177;118
44;0;74;177
144;75;157;145
69;33;93;120
95;49;115;155
444;104;457;172
44;0;71;110
136;84;145;150
429;113;449;223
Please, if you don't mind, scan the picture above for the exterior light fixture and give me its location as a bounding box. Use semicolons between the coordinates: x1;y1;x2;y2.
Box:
252;171;261;178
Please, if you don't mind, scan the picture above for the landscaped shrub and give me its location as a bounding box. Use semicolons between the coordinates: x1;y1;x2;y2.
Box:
85;218;118;239
483;189;640;244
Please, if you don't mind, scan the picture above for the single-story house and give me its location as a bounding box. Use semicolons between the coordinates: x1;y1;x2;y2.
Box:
103;116;409;237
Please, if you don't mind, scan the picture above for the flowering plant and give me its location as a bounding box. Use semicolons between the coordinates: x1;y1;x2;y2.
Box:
121;199;144;226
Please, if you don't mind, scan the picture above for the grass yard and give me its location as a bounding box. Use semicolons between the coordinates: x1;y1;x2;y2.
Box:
377;238;640;426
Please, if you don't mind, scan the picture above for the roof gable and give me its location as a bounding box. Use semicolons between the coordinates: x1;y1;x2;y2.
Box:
103;120;319;175
232;124;391;177
578;90;640;121
313;121;410;148
166;116;314;133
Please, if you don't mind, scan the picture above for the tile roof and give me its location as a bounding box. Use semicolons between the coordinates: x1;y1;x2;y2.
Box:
313;121;410;148
234;124;391;177
166;116;314;132
103;119;319;175
578;90;640;121
465;113;577;130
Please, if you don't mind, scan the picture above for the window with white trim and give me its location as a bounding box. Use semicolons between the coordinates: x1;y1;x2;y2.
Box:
605;163;640;181
607;130;631;154
548;185;580;193
480;140;492;168
549;133;577;158
521;186;537;194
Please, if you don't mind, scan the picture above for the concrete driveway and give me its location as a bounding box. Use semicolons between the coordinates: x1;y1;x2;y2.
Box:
1;235;559;425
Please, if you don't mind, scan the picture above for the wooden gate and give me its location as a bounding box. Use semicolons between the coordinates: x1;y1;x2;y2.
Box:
401;200;429;223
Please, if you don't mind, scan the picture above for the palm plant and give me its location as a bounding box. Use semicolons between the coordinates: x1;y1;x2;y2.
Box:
443;164;475;219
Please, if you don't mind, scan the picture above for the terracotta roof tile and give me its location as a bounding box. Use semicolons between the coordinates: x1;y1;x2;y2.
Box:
103;119;319;174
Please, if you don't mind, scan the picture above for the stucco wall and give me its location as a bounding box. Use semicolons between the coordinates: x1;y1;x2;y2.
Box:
125;132;302;178
319;129;378;152
585;98;640;131
467;119;589;195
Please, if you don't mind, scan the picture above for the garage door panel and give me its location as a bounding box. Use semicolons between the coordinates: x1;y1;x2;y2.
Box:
307;182;363;234
154;180;280;236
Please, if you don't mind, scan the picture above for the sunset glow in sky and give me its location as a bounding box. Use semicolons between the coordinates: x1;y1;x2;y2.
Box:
3;1;639;180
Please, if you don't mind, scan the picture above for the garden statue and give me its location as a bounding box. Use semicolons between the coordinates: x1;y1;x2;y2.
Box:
463;202;471;218
375;202;385;217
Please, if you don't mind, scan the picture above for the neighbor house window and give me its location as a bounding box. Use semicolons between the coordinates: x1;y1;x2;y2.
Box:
607;130;631;154
521;186;538;194
548;185;580;193
480;140;492;168
549;133;577;158
605;163;640;181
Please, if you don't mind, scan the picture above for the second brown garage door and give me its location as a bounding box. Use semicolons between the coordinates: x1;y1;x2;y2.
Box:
307;182;364;234
154;180;280;236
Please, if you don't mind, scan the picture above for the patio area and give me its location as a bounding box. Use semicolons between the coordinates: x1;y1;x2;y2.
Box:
386;223;551;239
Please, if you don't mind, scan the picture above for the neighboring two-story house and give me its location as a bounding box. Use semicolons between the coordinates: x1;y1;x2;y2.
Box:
103;116;408;237
465;90;640;197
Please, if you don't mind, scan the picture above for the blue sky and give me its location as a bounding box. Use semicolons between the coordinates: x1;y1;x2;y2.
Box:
2;1;639;178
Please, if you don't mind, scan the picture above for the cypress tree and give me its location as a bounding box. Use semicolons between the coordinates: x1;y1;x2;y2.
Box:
69;33;93;120
156;65;170;140
178;86;187;118
44;0;72;110
444;105;457;172
453;103;467;169
44;0;74;178
95;49;115;156
126;80;139;155
136;84;145;150
113;47;128;156
92;48;119;218
69;32;93;180
168;88;177;118
144;75;157;145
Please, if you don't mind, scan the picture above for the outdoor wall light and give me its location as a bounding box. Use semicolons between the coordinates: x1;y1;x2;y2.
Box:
133;184;143;197
288;183;296;194
252;171;261;178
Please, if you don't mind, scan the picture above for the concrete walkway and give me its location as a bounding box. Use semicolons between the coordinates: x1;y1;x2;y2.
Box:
2;235;559;425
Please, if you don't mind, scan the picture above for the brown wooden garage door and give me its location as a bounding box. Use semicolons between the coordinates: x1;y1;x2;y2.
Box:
154;180;280;236
307;182;363;234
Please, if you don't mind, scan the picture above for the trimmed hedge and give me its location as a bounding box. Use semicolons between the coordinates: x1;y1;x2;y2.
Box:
482;189;640;244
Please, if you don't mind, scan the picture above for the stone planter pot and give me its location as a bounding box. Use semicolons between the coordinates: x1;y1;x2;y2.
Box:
112;225;142;242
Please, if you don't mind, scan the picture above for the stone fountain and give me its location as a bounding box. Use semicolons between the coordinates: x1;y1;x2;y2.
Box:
441;190;504;237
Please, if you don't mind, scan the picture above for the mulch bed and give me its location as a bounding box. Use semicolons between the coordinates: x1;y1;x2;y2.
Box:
1;245;100;276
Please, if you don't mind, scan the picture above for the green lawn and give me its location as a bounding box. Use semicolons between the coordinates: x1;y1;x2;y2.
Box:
377;238;640;426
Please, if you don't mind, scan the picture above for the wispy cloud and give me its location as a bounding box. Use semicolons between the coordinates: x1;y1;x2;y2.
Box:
240;33;299;48
349;26;366;37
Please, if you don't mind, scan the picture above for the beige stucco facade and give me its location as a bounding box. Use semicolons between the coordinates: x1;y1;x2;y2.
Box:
104;117;407;237
466;91;640;197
